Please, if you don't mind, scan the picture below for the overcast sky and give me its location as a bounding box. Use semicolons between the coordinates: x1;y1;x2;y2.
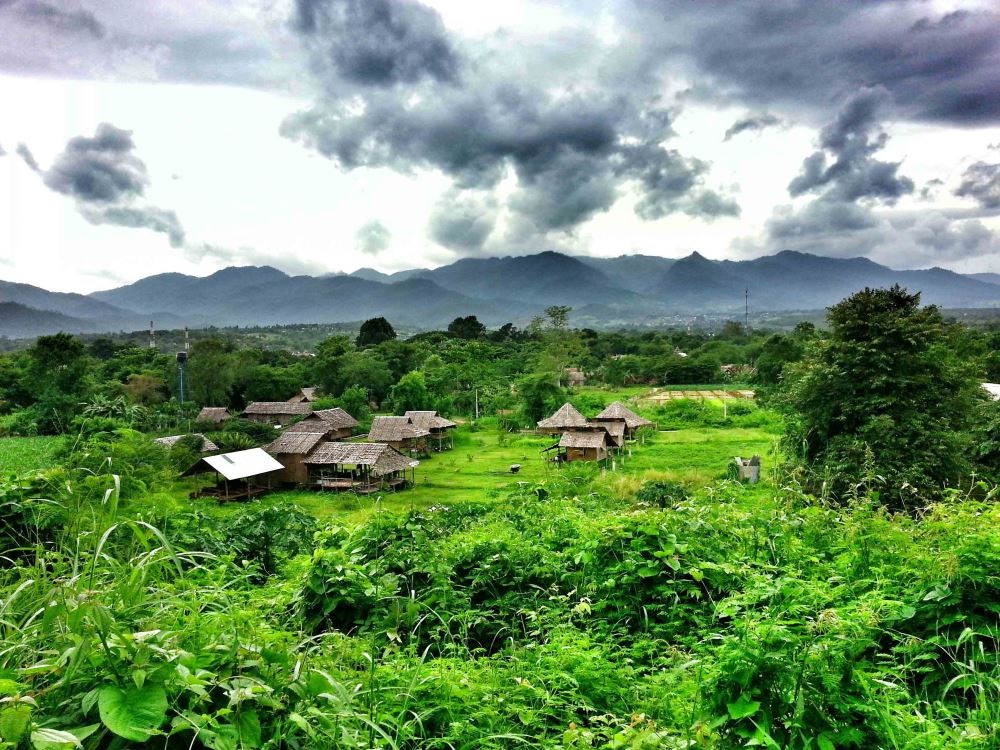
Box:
1;0;999;293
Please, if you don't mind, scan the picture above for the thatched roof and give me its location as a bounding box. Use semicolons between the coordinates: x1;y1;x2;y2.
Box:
287;387;318;403
587;420;625;447
304;442;416;475
593;401;653;429
265;431;326;455
314;407;359;430
243;401;313;417
368;416;430;442
537;402;587;430
154;433;219;452
196;407;230;423
404;410;456;431
283;415;331;434
558;431;610;449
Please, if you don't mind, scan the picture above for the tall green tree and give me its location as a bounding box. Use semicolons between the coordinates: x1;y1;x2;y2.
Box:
22;333;92;433
388;371;432;413
781;286;981;508
447;315;486;340
187;339;235;407
356;317;397;348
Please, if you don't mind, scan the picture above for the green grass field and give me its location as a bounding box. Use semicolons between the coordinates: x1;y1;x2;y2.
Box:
194;415;782;525
0;435;62;473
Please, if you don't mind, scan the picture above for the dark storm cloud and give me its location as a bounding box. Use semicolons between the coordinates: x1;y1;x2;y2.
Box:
723;113;782;141
34;123;186;246
633;1;1000;126
92;205;185;247
43;123;147;203
355;220;391;255
621;143;739;220
428;189;498;254
284;0;737;246
15;143;39;171
955;162;1000;210
12;0;105;38
788;88;913;204
293;0;457;86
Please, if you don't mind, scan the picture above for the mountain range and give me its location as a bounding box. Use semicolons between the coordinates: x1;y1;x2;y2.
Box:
2;250;1000;338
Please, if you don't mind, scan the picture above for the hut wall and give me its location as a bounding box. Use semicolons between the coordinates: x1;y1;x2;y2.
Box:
565;446;607;462
276;454;310;485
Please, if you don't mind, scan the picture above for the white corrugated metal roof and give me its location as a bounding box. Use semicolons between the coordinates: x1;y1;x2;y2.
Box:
984;383;1000;400
199;448;284;481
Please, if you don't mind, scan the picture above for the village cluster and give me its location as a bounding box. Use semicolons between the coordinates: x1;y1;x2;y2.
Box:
155;387;655;502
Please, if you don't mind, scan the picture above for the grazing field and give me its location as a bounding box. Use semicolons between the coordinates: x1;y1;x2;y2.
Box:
0;435;62;473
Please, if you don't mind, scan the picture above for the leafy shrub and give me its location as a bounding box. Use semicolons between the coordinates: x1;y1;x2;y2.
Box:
635;479;690;507
219;418;278;446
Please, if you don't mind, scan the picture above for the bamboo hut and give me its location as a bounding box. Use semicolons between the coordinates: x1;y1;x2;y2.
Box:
536;403;588;435
313;407;359;439
184;448;284;502
265;430;328;485
593;401;654;440
241;401;313;427
404;410;457;450
585;420;625;449
286;387;319;403
367;416;431;454
544;431;611;463
196;407;231;428
304;442;417;493
563;367;587;387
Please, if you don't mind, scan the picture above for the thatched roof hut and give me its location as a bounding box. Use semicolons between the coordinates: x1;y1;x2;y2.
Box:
537;402;588;433
287;387;319;403
242;401;313;425
404;410;456;432
265;429;328;484
586;420;625;448
196;407;231;426
154;433;219;452
314;407;360;431
266;430;326;456
369;416;430;441
404;410;456;450
594;401;653;431
305;442;415;475
304;442;417;492
545;430;611;463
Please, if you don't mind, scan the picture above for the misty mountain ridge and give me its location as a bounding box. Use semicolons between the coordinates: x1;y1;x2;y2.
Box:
3;250;1000;338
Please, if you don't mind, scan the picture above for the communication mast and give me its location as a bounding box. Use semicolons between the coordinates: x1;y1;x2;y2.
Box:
149;320;156;349
745;289;750;334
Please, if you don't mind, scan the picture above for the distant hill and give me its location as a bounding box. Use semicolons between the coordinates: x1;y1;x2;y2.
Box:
647;250;1000;312
91;266;525;329
576;254;676;293
3;249;1000;338
968;272;1000;286
0;302;90;338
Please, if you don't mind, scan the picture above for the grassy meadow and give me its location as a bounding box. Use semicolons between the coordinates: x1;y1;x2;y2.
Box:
0;435;62;473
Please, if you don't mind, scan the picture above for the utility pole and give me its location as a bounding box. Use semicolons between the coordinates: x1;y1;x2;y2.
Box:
474;388;480;420
149;320;156;349
176;350;188;424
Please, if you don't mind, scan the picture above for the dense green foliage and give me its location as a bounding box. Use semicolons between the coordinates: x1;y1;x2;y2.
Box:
1;464;996;748
781;287;983;508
